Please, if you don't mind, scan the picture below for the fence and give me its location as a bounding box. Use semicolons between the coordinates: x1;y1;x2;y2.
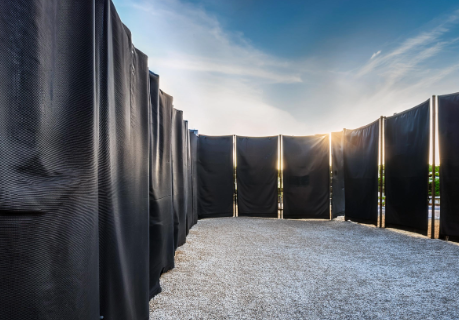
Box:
1;1;458;319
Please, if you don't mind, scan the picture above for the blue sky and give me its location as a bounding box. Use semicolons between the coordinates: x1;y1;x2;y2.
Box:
113;0;459;136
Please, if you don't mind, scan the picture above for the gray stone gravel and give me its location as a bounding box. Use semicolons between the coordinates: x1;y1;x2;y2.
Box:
149;217;459;320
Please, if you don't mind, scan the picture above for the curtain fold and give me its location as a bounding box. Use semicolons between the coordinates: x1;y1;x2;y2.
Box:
0;1;100;318
236;136;278;218
197;135;234;219
283;135;330;219
343;120;379;225
97;1;150;319
385;101;430;233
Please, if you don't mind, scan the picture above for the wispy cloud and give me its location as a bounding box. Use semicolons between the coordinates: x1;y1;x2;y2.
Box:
116;0;459;135
130;0;302;84
357;10;459;78
370;50;381;59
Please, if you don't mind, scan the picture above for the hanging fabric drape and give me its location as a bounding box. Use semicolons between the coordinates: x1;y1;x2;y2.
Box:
343;120;379;225
185;121;194;233
236;136;278;218
384;101;430;233
190;130;199;225
172;109;188;248
148;75;176;298
96;1;150;319
0;1;100;318
331;131;345;217
282;135;330;219
197;135;234;219
438;92;459;238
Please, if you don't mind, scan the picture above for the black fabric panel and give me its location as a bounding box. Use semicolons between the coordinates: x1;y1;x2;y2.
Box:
236;136;278;218
343;120;379;224
385;101;429;233
185;121;193;233
97;2;150;319
190;130;199;226
172;109;187;248
0;1;99;319
148;76;175;298
439;93;459;237
198;136;234;218
282;135;330;219
331;131;345;217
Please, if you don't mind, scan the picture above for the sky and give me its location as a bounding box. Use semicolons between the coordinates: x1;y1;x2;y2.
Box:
113;0;459;136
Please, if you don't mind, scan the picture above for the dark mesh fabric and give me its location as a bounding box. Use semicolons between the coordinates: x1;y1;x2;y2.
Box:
96;2;150;319
190;130;199;225
282;135;330;219
172;109;187;248
385;101;429;233
438;93;459;237
0;1;99;319
185;121;193;233
197;136;234;219
343;120;379;225
148;76;175;298
331;131;345;217
236;136;278;218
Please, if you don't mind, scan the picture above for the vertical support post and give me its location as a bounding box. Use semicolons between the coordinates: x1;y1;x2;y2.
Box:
280;135;283;219
234;135;237;217
329;133;333;220
278;135;281;219
431;96;436;239
343;128;347;222
379;116;383;228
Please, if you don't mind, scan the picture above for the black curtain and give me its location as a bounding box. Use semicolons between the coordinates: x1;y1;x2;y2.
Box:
343;120;379;224
282;135;330;219
197;135;234;218
172;109;187;248
190;130;199;225
331;131;345;217
0;1;99;318
148;76;175;298
185;121;193;234
236;136;278;218
97;2;150;319
385;101;430;233
439;93;459;238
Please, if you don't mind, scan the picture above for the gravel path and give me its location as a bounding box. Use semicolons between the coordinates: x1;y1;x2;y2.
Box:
149;217;459;320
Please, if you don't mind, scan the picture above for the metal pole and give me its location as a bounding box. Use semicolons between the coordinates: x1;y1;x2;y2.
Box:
382;117;386;228
329;133;332;220
280;135;284;219
343;128;347;222
234;135;238;217
431;96;436;239
278;135;281;219
379;116;383;228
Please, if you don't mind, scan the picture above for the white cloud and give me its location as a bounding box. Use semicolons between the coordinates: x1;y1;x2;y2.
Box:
116;0;459;135
116;0;309;135
370;50;381;59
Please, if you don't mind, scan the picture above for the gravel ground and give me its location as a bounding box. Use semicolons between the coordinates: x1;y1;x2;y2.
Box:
150;217;459;320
